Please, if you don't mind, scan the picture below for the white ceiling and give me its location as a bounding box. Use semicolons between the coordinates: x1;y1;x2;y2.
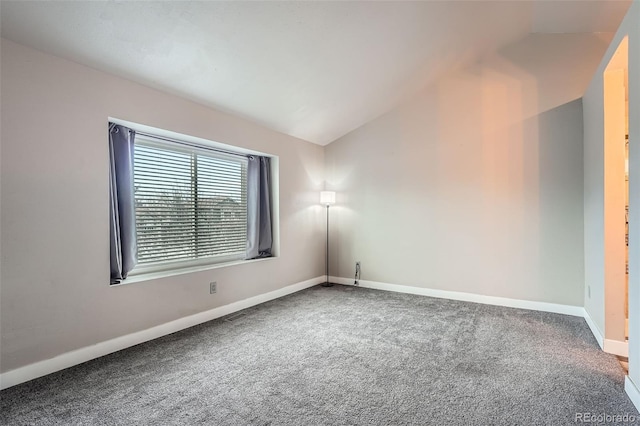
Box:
0;1;631;145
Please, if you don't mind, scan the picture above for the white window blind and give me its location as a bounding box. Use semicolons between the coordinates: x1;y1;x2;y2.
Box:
133;136;248;271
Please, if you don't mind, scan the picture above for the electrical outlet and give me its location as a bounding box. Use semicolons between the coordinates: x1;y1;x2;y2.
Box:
210;281;217;294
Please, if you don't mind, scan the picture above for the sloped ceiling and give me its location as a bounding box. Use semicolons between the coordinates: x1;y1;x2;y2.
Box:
0;1;631;145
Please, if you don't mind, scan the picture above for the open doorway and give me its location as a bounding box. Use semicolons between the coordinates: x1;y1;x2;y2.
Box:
603;36;629;355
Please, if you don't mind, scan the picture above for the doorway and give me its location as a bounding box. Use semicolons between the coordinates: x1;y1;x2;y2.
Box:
603;36;629;353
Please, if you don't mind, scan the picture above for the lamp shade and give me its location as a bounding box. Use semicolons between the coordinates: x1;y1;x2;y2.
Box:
320;191;336;206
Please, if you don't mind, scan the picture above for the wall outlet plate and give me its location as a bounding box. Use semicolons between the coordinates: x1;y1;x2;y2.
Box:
210;281;217;294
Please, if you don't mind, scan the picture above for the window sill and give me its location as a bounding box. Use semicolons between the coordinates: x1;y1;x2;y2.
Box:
111;256;276;287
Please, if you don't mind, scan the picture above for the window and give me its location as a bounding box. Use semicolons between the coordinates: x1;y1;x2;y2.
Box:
132;135;249;272
109;122;273;283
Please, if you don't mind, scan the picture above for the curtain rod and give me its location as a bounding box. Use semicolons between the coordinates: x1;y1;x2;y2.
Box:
134;130;254;160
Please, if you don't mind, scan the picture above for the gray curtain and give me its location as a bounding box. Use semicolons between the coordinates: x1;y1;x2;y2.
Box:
246;156;273;259
109;123;137;284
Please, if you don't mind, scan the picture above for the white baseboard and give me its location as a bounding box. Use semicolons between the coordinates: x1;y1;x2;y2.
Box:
625;376;640;412
331;276;584;317
604;339;629;357
583;309;605;349
0;276;324;390
580;310;628;356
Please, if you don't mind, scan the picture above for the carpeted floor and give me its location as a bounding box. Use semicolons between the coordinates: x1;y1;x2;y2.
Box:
1;285;637;425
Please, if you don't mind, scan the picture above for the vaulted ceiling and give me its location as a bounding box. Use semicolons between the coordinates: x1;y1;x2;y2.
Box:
0;1;631;145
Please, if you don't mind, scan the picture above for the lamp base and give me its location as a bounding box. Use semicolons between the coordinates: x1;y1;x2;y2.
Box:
321;282;334;287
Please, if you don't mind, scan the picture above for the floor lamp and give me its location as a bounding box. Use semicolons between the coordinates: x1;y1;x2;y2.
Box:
320;191;336;287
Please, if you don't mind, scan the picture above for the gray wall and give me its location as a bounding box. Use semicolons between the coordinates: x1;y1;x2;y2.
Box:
325;40;590;306
583;73;607;336
0;39;325;373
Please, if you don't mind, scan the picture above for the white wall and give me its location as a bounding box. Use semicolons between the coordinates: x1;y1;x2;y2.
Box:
584;70;607;337
324;33;610;307
629;2;640;394
0;39;325;373
629;2;640;395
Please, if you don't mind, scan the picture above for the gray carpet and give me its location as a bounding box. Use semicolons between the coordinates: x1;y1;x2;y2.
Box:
1;285;637;425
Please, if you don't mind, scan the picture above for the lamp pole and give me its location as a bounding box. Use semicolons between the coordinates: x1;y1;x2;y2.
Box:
322;204;333;287
320;191;335;287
